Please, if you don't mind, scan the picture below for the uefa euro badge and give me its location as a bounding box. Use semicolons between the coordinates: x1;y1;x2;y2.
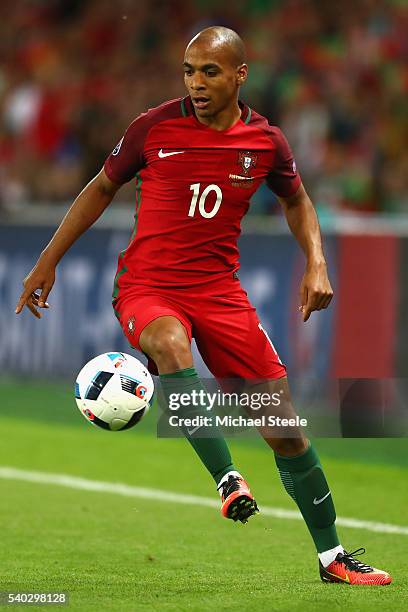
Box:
238;151;257;175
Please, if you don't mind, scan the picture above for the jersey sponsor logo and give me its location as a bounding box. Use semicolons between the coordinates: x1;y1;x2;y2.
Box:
112;137;124;156
158;148;185;158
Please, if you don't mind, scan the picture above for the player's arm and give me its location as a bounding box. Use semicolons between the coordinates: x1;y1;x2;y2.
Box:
278;183;333;322
15;168;120;319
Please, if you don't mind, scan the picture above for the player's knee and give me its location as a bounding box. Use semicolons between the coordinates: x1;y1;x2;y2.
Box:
143;323;192;370
149;331;190;359
274;437;308;457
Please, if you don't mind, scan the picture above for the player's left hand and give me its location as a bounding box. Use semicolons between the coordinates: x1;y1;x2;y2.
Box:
299;261;333;322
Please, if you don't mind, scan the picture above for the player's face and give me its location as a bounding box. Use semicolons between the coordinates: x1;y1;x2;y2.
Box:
183;43;247;120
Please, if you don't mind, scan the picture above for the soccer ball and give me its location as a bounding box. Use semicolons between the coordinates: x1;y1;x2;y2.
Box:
75;352;154;431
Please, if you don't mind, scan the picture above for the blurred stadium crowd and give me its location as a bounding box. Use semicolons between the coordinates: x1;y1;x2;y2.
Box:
0;0;406;215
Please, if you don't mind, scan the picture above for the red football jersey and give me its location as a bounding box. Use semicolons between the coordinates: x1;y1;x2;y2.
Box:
104;96;301;291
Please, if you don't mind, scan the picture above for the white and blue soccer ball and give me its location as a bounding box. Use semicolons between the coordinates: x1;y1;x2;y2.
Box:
75;352;154;431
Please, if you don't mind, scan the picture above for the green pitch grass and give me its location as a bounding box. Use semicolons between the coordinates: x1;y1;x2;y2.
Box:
0;380;407;611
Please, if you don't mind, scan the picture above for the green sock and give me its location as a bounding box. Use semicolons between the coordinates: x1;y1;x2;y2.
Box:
159;367;236;484
275;443;340;553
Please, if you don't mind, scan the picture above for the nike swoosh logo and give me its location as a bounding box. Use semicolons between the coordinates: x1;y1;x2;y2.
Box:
158;149;185;158
326;569;350;583
313;491;331;505
187;425;201;436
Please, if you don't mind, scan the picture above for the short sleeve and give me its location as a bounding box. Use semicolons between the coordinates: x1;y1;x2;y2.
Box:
266;128;301;197
104;114;150;185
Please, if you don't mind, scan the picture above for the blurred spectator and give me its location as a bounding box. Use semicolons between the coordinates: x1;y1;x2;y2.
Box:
0;0;406;214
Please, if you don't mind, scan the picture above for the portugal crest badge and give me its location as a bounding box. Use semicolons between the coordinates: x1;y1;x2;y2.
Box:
230;151;258;187
238;151;257;175
127;315;136;336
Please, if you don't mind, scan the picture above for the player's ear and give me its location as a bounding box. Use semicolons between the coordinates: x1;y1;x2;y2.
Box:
236;64;248;86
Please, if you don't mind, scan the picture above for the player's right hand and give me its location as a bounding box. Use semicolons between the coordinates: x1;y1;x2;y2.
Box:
15;260;56;319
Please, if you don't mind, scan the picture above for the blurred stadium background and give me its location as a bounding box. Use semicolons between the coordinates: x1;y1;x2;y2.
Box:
0;1;407;609
0;0;406;213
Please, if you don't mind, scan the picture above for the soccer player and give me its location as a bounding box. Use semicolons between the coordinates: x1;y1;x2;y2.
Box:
16;27;391;585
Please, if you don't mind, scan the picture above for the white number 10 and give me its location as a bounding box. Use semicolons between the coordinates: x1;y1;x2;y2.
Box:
188;183;223;219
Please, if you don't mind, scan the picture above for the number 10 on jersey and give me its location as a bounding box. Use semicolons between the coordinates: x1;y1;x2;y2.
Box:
188;183;223;219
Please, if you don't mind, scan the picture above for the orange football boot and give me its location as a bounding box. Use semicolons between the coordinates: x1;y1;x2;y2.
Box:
320;548;392;585
218;475;259;523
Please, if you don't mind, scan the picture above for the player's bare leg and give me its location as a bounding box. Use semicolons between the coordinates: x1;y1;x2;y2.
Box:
139;316;193;373
140;316;258;523
244;376;391;584
243;376;308;456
